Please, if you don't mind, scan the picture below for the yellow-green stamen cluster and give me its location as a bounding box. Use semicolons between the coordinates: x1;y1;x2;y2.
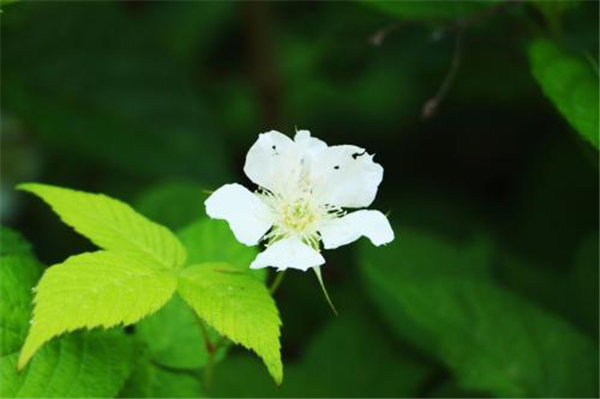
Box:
257;187;344;250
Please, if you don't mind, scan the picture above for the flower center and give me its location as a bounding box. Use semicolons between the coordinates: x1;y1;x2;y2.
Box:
281;199;316;233
257;181;345;250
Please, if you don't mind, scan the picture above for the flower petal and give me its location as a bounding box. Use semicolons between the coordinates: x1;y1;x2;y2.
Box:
294;130;328;158
250;237;325;271
318;210;394;250
309;145;384;208
243;131;302;195
205;183;274;246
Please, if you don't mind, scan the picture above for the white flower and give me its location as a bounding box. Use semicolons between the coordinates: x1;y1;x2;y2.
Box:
205;130;395;272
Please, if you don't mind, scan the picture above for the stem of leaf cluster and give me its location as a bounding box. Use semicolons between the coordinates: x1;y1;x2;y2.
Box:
204;350;214;392
269;271;286;295
196;271;285;392
195;315;216;392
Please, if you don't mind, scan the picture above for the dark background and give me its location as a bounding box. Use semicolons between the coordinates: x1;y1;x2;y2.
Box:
1;1;598;397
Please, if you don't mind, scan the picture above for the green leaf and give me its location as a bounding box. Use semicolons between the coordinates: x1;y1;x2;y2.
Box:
360;229;599;397
0;255;42;356
119;348;205;398
213;312;432;398
135;217;255;371
18;251;177;369
363;0;495;21
178;218;264;281
528;38;599;149
177;262;282;384
2;331;135;398
135;181;207;231
18;183;187;270
0;238;136;399
136;295;216;370
0;227;33;257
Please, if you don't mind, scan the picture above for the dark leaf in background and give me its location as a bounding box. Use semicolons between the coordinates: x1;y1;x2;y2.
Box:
0;229;42;356
528;38;599;149
118;345;205;399
135;295;210;371
361;229;599;398
0;227;34;258
1;2;231;186
135;181;208;231
177;218;264;281
213;311;432;398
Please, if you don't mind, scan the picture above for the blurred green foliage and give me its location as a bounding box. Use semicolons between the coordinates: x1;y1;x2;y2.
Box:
361;230;598;397
1;0;598;398
529;38;599;148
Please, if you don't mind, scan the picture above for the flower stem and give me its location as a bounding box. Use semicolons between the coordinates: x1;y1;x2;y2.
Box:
269;271;286;295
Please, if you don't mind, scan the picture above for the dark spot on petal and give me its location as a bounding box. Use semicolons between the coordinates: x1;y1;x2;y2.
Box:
352;150;366;160
334;165;340;170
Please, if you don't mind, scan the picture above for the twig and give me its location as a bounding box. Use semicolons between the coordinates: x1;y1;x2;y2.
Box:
422;30;463;119
369;21;406;46
368;0;517;46
368;1;519;118
421;0;520;118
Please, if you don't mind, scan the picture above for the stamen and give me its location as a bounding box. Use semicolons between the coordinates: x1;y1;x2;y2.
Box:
255;184;344;249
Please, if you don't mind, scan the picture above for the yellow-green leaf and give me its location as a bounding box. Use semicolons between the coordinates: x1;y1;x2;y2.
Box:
177;262;282;384
18;183;187;270
18;251;177;369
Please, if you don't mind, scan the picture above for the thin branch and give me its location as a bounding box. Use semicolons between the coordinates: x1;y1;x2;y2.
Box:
368;0;518;46
420;0;520;118
368;21;406;46
422;30;463;119
368;1;520;118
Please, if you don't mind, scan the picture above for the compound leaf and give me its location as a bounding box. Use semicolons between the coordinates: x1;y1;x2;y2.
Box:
177;262;282;384
0;236;136;399
18;183;187;269
18;251;177;369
